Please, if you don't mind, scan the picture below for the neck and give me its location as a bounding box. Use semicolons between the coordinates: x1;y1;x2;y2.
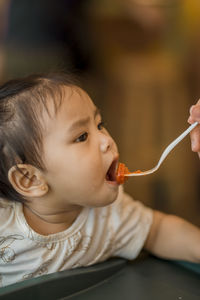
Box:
23;205;82;235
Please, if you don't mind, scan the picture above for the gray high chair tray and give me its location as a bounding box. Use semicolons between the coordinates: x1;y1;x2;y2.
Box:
0;253;199;300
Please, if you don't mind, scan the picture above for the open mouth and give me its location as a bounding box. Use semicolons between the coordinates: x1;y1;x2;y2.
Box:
106;158;118;182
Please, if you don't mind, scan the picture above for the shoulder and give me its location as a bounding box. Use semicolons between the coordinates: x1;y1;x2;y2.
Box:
0;197;15;213
106;186;154;235
91;186;153;229
0;198;21;233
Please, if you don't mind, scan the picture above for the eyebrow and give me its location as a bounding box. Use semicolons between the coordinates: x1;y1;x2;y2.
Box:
69;107;101;132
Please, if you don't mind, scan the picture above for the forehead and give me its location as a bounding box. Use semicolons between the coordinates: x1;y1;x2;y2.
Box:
62;86;96;117
43;86;96;130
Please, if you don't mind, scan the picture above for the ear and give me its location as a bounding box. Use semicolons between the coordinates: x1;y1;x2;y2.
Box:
8;164;49;198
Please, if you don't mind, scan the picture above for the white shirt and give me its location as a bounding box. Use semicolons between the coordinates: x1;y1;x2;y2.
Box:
0;187;153;287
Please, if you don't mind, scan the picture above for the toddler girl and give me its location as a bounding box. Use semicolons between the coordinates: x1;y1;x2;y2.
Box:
0;73;199;286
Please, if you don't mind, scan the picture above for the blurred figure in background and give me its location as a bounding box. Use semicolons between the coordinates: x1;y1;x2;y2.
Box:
86;0;200;225
0;0;10;81
2;0;93;80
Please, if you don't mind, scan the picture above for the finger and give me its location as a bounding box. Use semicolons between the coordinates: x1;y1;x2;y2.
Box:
189;105;195;115
190;125;200;152
190;103;200;121
188;105;196;124
188;116;195;124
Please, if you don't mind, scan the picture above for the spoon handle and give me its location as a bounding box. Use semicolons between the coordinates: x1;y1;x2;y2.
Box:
126;121;199;177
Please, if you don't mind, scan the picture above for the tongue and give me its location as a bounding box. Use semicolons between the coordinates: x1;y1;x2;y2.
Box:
106;167;115;182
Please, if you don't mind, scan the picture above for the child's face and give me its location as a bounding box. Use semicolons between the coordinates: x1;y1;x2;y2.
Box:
42;87;119;210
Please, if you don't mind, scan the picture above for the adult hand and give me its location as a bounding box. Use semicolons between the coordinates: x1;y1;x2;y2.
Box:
188;99;200;157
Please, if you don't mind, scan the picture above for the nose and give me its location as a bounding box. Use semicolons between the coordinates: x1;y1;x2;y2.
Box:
100;133;114;153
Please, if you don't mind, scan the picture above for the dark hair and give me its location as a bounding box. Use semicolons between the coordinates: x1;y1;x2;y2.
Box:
0;73;78;203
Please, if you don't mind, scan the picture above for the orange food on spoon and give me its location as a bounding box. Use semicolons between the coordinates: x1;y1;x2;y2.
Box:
133;170;142;174
116;163;142;184
116;163;130;184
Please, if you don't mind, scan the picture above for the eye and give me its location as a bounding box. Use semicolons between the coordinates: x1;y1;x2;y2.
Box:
75;132;88;143
97;121;105;130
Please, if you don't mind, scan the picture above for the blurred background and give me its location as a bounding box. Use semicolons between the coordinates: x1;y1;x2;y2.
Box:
0;0;200;225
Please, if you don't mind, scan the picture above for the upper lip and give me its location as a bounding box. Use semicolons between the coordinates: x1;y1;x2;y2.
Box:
106;155;119;181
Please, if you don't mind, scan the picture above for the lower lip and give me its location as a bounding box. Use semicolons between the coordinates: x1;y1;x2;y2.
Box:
105;179;119;187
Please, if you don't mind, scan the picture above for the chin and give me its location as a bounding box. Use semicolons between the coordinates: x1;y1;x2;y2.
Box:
96;188;119;207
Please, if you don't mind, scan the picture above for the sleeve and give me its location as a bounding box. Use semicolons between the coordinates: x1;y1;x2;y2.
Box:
109;187;153;260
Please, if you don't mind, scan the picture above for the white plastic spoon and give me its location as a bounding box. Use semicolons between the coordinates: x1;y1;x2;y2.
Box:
125;121;198;177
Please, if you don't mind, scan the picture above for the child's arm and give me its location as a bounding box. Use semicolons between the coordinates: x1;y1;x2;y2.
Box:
144;211;200;263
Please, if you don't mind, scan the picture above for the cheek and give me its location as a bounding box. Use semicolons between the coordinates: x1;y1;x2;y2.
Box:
63;162;103;197
45;145;104;188
75;156;104;188
79;159;103;180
